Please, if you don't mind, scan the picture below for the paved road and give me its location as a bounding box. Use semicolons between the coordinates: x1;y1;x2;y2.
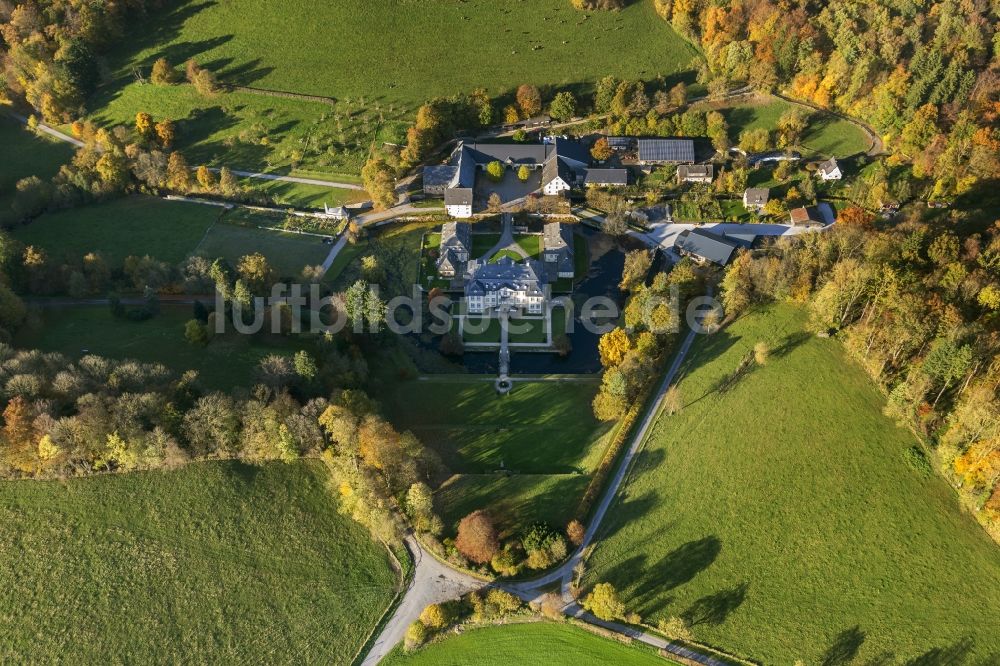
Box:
361;536;485;666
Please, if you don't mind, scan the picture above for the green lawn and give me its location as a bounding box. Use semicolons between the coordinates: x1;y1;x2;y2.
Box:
0;115;74;221
11;196;219;265
243;178;370;209
0;460;396;664
461;315;548;344
489;249;524;264
704;95;870;157
17;306;308;391
383;621;676;666
195;221;330;277
381;378;612;536
515;233;542;259
584;304;1000;664
109;0;696;111
471;233;502;259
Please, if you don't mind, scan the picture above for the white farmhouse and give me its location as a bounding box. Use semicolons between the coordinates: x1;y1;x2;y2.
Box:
817;157;842;181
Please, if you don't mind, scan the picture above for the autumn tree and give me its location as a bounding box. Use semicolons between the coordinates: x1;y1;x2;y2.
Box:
620;249;653;292
455;510;499;564
151;58;177;85
135;112;154;141
582;582;625;621
362;157;397;210
166;151;192;191
591;137;613;162
153;119;175;149
598;327;632;367
516;84;542;118
196;165;216;191
567;520;586;546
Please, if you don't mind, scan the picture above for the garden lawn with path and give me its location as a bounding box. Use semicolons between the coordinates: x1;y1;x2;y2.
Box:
701;94;870;157
0;460;396;664
242;178;370;210
11;196;220;265
382;621;678;666
584;304;1000;665
381;377;613;537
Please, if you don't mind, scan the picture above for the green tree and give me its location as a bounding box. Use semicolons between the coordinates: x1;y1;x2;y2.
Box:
294;350;318;381
549;91;577;121
486;160;505;182
184;319;209;346
362;157;397;210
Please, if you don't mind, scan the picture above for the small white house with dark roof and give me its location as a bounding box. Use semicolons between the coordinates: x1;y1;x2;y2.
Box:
585;168;629;187
743;187;770;212
674;228;742;266
817;157;842;181
543;222;575;279
464;256;546;314
677;164;714;184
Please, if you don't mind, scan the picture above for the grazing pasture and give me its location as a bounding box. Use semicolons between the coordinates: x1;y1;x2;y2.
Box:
585;304;1000;665
0;461;397;664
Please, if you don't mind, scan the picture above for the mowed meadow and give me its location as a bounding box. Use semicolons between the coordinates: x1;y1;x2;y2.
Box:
585;305;1000;664
0;460;398;663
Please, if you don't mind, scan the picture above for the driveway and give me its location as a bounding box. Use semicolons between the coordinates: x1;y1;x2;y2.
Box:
361;536;485;666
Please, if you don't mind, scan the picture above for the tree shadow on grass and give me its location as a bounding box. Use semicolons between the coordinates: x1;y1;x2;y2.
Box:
904;638;975;666
823;626;866;666
633;536;722;613
682;582;749;627
769;330;811;360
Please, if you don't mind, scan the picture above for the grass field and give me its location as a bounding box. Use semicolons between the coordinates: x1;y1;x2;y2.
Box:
243;178;370;209
584;305;1000;664
0;115;74;218
381;377;612;536
383;621;676;665
110;0;696;109
700;95;870;157
0;460;396;664
17;306;307;391
194;222;330;277
12;196;220;265
329;220;443;297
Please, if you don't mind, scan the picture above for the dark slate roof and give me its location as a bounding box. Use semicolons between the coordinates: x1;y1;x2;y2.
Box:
542;155;577;187
552;137;590;166
638;139;695;163
585;168;629;185
440;222;470;254
674;228;741;265
444;188;473;206
465;257;545;297
677;164;714;180
423;165;458;192
543;223;574;276
744;188;770;206
466;142;550;166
